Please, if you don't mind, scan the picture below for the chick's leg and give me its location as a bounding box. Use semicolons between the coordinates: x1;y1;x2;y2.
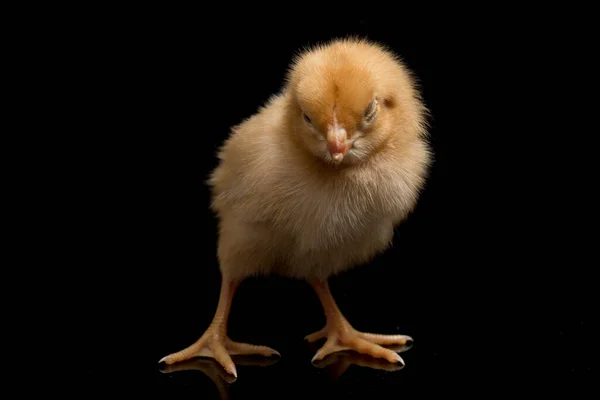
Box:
159;278;279;377
306;279;412;365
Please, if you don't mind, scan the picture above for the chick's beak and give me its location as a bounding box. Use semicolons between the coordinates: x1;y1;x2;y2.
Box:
327;129;350;163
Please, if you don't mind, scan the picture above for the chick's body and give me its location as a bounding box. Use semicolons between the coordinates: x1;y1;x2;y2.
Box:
210;92;429;281
161;38;432;376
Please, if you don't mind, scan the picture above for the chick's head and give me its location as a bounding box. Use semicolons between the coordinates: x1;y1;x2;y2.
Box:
283;38;426;166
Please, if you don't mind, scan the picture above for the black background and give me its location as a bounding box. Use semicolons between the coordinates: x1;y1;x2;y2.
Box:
69;11;593;398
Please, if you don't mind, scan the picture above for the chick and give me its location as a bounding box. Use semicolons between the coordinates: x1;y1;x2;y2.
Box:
160;37;432;377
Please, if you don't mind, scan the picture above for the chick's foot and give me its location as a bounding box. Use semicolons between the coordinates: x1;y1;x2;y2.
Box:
306;324;412;364
159;278;279;378
306;279;412;364
159;329;279;378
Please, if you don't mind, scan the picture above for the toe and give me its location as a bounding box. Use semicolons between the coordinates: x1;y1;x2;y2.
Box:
346;337;403;364
357;332;413;346
226;340;280;357
159;345;203;365
305;327;327;343
211;342;237;377
312;338;351;363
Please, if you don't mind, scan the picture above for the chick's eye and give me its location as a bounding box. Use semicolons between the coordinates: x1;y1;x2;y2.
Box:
364;99;378;123
303;113;312;124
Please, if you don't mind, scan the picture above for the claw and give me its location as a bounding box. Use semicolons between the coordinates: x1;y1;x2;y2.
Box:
393;353;405;365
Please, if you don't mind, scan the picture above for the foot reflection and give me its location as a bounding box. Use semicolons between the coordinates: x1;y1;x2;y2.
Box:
311;342;413;380
159;355;280;399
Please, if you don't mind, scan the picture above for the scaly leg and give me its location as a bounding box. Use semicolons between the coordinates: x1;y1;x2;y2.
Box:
306;279;412;365
159;278;280;377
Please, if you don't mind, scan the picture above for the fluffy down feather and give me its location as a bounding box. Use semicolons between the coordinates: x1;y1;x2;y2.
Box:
208;37;432;281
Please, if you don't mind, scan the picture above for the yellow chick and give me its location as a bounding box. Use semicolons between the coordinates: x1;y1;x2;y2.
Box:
160;37;432;378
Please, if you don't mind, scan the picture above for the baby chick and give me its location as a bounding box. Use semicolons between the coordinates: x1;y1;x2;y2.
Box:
160;37;432;377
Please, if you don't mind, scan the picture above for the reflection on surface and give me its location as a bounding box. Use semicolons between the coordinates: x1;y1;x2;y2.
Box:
158;342;412;398
159;355;279;399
